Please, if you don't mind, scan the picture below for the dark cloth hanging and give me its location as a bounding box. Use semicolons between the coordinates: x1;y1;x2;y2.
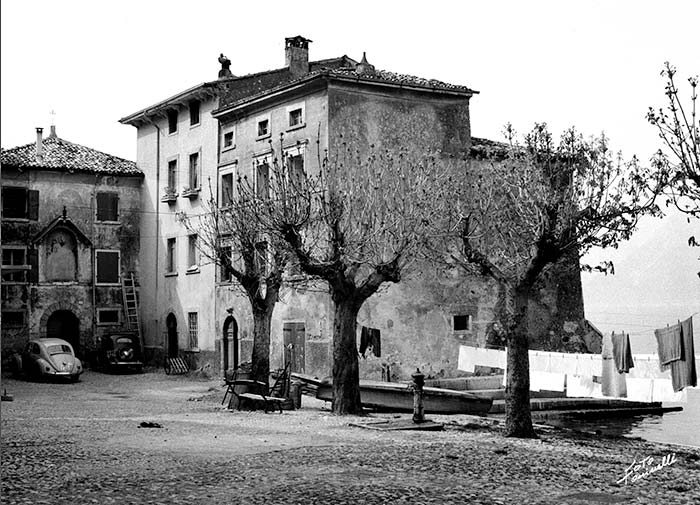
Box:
369;328;381;358
359;326;381;358
359;326;370;357
670;317;697;392
611;332;635;373
655;324;683;365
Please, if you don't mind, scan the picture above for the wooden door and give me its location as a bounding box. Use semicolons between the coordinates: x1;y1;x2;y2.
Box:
283;322;305;373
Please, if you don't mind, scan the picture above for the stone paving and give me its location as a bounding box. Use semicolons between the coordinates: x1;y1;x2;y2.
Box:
1;370;699;504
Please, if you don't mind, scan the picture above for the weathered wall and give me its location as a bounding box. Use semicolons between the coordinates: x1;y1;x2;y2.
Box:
1;166;141;362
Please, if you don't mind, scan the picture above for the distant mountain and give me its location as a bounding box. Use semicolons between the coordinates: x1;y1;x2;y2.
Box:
581;209;700;353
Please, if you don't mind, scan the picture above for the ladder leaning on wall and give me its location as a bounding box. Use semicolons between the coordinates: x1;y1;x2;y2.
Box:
121;273;142;340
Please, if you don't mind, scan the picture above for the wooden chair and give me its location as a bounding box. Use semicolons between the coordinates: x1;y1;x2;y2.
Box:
222;369;284;413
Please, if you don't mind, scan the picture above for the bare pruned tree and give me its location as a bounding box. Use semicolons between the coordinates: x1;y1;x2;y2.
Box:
647;62;699;218
177;177;293;384
251;138;457;414
453;123;663;438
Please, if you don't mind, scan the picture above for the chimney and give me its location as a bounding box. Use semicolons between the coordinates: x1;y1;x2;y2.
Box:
35;127;44;164
49;125;57;138
285;36;312;78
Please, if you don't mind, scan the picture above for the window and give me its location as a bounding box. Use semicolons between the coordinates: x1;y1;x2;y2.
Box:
188;312;199;349
221;173;234;206
166;238;177;274
223;131;234;149
219;245;232;282
187;234;199;272
2;187;39;220
2;247;28;283
286;151;305;189
96;192;119;222
2;311;26;327
255;241;268;276
95;250;120;284
256;159;270;198
286;102;305;130
188;152;200;190
289;108;303;127
167;159;178;192
97;309;120;325
189;100;200;126
167;109;178;134
453;314;472;332
257;119;269;137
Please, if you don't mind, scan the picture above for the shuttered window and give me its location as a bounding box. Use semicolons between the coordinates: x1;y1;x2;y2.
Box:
95;250;120;284
96;192;119;222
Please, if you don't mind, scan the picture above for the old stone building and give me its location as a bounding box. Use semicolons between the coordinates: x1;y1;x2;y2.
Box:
119;36;595;378
1;126;142;361
212;37;594;381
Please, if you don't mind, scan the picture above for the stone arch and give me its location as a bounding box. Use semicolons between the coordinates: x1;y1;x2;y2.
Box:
39;301;85;357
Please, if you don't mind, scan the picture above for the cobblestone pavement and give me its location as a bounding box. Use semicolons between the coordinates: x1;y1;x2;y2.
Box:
2;371;699;504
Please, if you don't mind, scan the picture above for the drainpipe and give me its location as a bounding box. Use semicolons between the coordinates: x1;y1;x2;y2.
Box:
91;175;97;359
153;121;161;358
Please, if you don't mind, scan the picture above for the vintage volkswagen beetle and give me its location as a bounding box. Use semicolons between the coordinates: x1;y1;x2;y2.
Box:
13;338;82;382
95;333;143;373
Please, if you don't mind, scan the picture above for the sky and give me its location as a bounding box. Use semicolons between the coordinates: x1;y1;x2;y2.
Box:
2;0;699;346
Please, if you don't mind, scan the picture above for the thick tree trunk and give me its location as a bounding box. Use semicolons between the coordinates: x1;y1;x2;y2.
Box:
331;297;363;415
250;305;273;384
504;287;537;438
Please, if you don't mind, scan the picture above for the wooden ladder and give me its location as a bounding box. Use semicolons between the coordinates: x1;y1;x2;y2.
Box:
122;273;141;338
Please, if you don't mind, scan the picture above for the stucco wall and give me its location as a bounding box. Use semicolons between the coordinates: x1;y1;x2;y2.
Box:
135;97;218;367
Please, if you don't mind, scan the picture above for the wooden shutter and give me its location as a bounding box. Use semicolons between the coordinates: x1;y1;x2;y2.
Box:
28;190;39;220
28;247;38;283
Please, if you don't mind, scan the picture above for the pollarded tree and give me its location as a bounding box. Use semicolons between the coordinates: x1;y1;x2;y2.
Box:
647;62;699;218
177;178;293;384
454;124;663;438
252;140;456;415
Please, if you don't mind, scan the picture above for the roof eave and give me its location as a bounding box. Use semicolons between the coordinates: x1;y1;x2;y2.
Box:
119;82;219;126
214;71;476;118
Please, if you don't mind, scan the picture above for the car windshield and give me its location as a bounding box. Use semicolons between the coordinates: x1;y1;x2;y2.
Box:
115;337;133;344
47;344;72;355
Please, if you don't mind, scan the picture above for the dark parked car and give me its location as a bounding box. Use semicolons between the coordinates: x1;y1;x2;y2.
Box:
12;338;83;382
95;333;143;373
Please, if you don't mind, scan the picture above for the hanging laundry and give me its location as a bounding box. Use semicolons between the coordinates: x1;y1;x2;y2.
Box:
369;328;381;357
458;346;507;372
670;317;697;392
627;355;659;379
566;375;595;397
359;326;370;357
528;351;551;373
611;332;635;373
530;371;565;392
626;378;654;402
458;345;477;373
652;378;688;403
654;323;683;365
602;333;627;398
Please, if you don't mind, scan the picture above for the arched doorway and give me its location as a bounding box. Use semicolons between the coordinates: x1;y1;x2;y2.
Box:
166;313;178;358
222;316;239;373
46;310;81;357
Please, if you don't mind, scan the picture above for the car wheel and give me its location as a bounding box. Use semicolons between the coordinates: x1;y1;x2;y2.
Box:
69;374;80;383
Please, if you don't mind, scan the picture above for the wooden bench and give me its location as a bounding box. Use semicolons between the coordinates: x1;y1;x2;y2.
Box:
224;379;284;413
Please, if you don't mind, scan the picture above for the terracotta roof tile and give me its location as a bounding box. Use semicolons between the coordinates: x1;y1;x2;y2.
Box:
1;136;141;176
